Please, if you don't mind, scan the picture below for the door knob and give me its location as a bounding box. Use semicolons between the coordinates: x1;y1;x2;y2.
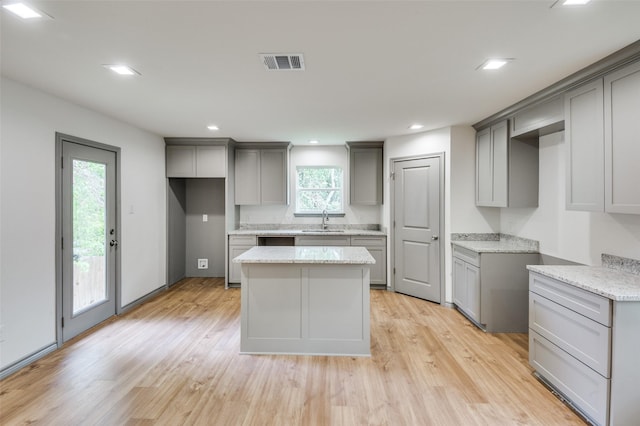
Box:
110;239;119;248
432;236;439;241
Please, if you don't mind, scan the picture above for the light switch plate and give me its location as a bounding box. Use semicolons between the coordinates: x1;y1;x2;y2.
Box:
203;214;208;222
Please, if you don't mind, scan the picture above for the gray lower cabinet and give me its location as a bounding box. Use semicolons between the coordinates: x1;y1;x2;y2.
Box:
294;235;350;246
529;271;640;426
166;145;226;178
228;235;257;284
350;236;386;286
452;245;538;332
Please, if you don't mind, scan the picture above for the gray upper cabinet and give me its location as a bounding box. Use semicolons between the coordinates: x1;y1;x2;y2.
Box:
604;60;640;214
347;141;383;205
565;80;604;211
166;145;226;178
234;143;290;205
476;120;538;208
510;95;564;138
564;60;640;214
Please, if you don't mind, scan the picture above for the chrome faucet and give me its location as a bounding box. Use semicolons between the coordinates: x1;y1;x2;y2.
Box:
321;209;329;230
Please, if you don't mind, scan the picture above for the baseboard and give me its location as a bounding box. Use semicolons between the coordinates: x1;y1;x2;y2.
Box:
0;343;58;380
118;285;167;315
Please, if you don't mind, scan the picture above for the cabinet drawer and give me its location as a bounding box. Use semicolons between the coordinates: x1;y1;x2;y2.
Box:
452;245;480;267
529;272;611;326
530;292;611;377
530;331;609;426
229;235;257;246
350;236;385;246
295;236;350;246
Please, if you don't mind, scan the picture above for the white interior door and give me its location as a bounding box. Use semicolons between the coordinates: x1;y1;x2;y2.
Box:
392;156;442;303
61;140;117;341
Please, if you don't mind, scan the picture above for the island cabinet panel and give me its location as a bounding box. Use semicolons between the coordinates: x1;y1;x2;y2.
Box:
240;262;371;356
604;60;640;214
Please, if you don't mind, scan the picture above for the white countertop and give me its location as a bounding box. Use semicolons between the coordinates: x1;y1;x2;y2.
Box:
233;246;376;264
527;265;640;302
229;229;385;237
452;240;538;254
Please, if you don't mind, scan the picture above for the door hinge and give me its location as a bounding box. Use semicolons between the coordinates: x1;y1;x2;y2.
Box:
390;172;395;180
61;317;64;328
61;237;64;249
393;267;396;274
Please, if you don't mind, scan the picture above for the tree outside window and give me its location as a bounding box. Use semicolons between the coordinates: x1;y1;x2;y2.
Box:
296;166;343;214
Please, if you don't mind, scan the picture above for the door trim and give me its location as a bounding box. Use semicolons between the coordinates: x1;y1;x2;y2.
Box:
55;133;122;346
389;152;445;304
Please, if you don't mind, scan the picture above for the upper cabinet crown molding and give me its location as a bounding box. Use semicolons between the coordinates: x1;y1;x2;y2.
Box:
473;39;640;131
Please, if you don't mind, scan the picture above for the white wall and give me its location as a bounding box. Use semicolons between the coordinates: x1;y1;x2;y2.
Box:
501;131;640;265
0;78;167;370
383;125;491;303
240;145;380;226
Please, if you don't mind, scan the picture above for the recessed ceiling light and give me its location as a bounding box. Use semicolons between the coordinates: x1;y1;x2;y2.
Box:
207;125;219;131
2;2;44;19
309;140;319;144
409;124;424;130
103;64;140;76
478;58;513;70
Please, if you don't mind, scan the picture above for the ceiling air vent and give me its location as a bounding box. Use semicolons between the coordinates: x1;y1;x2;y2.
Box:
259;53;305;71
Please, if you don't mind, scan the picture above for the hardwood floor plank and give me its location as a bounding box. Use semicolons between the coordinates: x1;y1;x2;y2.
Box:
0;278;585;425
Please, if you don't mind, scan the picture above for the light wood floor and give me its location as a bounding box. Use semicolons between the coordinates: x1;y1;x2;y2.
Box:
1;278;585;425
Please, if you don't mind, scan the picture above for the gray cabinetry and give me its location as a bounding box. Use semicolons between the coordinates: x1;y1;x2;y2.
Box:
350;236;386;286
166;145;226;178
235;144;289;205
475;121;538;208
564;60;640;214
565;80;605;211
228;235;257;284
510;95;563;138
294;235;350;246
452;245;538;332
528;270;640;426
347;141;383;205
604;60;640;214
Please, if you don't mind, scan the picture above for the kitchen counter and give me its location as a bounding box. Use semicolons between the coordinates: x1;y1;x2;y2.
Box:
233;246;375;265
451;234;539;253
229;228;385;237
527;264;640;301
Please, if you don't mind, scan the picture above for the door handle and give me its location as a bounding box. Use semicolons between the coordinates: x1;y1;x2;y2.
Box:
110;239;119;248
432;236;439;241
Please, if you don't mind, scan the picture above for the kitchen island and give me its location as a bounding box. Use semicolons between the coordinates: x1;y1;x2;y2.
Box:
233;246;375;356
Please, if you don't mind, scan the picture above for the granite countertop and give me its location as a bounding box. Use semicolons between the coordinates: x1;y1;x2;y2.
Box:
233;246;376;264
527;265;640;302
451;234;539;254
229;229;386;237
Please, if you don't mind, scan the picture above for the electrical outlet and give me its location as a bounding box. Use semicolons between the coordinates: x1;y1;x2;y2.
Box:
197;258;208;269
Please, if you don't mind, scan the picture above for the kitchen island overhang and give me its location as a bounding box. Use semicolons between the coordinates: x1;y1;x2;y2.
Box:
233;246;375;356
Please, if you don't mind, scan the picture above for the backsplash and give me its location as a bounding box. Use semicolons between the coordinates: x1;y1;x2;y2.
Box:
602;253;640;276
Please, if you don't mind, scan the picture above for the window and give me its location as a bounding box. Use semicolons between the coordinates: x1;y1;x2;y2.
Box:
295;166;343;214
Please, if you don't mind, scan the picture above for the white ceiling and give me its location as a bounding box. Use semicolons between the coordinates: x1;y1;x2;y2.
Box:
2;1;640;145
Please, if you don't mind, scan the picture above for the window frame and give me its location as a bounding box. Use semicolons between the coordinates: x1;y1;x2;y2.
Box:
294;165;345;216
